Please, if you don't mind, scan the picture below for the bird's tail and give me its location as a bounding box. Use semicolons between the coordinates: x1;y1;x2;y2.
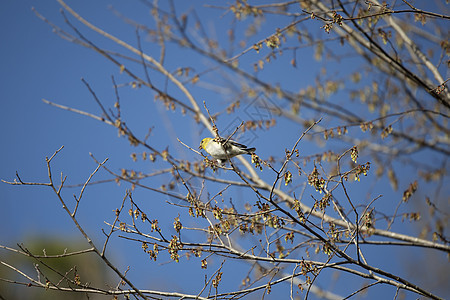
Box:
246;148;256;154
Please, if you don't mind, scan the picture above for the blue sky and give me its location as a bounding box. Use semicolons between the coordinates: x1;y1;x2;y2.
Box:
1;1;448;299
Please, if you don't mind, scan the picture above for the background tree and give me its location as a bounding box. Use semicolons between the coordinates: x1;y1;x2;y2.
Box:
1;0;449;299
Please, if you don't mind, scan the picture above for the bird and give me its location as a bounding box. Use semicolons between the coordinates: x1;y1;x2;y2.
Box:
199;137;256;164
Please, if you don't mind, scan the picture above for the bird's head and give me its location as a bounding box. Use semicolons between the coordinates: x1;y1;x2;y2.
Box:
199;137;213;150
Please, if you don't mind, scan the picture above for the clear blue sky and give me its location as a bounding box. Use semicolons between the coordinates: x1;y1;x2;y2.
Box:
1;1;448;299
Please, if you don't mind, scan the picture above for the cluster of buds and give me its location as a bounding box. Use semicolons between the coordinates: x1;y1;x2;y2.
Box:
308;166;325;192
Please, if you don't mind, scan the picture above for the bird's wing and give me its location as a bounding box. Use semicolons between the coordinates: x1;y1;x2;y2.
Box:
226;139;249;150
215;137;251;150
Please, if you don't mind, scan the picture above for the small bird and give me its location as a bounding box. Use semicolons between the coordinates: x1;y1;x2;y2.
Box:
199;137;256;164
